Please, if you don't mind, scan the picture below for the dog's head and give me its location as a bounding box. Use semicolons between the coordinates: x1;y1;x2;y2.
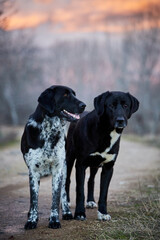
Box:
94;91;139;131
38;85;86;122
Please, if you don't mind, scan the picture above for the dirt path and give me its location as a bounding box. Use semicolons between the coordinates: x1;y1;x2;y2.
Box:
0;139;160;240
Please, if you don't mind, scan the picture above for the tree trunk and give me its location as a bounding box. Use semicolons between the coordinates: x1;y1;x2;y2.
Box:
4;80;18;125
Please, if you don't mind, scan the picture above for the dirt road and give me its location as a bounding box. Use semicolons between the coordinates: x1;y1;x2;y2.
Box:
0;138;159;240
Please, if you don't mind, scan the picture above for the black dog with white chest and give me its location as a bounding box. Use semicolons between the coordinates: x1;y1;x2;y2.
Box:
65;91;139;221
21;85;86;229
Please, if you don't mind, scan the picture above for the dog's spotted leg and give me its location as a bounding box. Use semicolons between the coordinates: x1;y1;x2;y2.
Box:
24;171;40;229
49;164;63;229
61;161;73;220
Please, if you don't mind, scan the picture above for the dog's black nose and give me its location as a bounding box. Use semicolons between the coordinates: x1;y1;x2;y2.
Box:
79;102;86;110
115;117;126;128
117;117;125;124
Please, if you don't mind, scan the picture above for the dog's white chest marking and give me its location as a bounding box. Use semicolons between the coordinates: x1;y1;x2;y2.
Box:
25;116;66;177
90;130;120;163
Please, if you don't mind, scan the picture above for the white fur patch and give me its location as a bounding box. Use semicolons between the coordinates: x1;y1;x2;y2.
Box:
50;209;59;220
97;211;111;221
101;154;116;164
90;130;120;163
27;118;40;128
104;130;120;152
86;201;97;208
27;209;38;222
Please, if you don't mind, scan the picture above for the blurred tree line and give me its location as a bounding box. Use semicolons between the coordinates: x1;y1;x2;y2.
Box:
0;1;160;135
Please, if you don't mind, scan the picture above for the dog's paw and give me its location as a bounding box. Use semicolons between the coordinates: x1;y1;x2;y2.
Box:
24;221;37;230
86;201;97;209
74;212;86;221
48;221;61;229
62;212;73;220
97;211;111;221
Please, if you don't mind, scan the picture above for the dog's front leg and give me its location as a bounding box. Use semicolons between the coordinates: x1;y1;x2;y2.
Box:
49;165;63;229
86;167;98;209
25;171;40;229
97;163;114;221
74;162;86;220
61;160;73;220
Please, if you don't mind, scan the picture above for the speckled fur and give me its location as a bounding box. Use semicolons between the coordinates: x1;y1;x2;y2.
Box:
24;116;71;228
25;116;65;177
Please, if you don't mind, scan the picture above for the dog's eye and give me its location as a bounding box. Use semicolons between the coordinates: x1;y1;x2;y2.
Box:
64;93;68;97
109;104;114;109
123;104;128;109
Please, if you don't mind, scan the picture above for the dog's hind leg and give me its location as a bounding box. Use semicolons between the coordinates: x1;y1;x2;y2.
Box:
61;161;73;220
86;167;98;209
65;150;75;205
24;171;40;229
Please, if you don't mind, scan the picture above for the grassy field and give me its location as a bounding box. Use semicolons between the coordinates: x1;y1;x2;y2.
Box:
94;175;160;240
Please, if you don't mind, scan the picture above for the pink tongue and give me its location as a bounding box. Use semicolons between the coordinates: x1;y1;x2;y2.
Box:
71;113;80;119
64;110;80;119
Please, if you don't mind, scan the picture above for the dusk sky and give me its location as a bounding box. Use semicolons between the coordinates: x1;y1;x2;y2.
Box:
7;0;160;33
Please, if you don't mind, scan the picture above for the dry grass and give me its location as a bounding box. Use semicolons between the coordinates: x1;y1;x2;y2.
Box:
93;175;160;240
124;134;160;148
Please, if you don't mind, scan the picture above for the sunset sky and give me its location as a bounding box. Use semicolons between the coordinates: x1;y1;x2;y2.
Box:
7;0;160;33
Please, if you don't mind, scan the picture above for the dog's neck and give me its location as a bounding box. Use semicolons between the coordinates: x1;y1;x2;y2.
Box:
97;115;124;136
44;115;67;129
32;104;67;127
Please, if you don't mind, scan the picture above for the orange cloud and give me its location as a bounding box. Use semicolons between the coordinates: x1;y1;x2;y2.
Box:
6;0;160;32
34;0;52;3
7;13;48;30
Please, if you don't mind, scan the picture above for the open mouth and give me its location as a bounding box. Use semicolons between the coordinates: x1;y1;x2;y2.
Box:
62;109;80;120
116;126;124;129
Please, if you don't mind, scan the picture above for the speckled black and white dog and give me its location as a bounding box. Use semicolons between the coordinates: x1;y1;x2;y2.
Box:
65;91;139;221
21;85;86;229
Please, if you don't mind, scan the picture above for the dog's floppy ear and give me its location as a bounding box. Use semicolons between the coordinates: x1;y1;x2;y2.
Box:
94;91;110;116
38;88;56;114
127;93;139;118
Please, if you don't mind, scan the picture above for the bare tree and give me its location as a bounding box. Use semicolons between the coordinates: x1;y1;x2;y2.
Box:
0;0;14;29
105;5;160;134
0;30;45;125
128;8;160;134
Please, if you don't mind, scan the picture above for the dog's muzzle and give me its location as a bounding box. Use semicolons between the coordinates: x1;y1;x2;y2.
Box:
78;102;86;113
114;116;127;129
